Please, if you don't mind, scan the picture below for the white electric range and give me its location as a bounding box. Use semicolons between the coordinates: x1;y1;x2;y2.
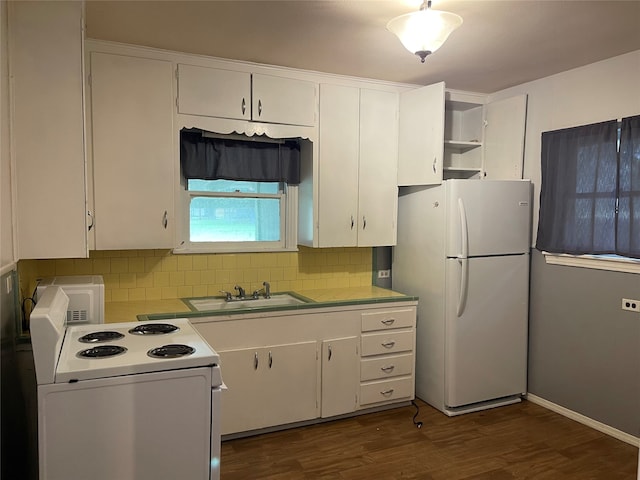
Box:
30;286;224;480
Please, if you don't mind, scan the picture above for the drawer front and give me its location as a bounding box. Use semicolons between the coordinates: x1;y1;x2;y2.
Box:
361;330;414;356
359;377;413;406
361;308;415;332
360;353;413;382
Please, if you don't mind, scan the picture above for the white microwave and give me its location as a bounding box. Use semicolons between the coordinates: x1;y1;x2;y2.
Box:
36;275;104;324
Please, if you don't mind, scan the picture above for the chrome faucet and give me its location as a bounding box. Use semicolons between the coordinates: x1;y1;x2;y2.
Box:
251;281;271;299
219;290;232;301
234;285;246;299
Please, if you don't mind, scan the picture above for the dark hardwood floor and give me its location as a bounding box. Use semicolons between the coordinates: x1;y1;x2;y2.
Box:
220;399;638;479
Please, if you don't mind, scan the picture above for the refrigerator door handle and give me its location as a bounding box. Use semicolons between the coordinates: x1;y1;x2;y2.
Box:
457;257;469;317
457;198;469;259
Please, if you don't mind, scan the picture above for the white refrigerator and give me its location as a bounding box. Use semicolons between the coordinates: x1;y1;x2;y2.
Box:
393;179;532;416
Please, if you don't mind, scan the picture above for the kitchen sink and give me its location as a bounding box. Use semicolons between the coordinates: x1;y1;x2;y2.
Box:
186;293;308;312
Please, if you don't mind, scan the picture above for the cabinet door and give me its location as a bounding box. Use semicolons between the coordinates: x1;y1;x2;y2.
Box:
10;1;87;259
218;347;266;435
357;89;399;246
397;82;445;186
90;53;175;249
218;342;318;435
321;337;359;418
317;84;359;247
483;94;528;180
262;341;318;427
252;73;316;126
177;64;250;120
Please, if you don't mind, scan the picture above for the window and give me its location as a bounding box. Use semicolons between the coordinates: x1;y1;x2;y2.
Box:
536;115;640;270
177;129;301;253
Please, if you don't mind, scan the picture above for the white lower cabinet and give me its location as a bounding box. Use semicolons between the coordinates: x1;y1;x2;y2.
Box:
358;307;416;409
192;302;416;436
321;336;359;418
218;341;318;435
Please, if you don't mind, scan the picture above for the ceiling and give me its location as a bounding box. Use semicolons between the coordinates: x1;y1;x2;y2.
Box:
85;0;640;93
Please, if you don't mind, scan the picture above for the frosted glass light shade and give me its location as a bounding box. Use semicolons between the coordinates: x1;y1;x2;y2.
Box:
387;8;463;62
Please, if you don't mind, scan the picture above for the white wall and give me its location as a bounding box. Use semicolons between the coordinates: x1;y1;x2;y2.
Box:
489;50;640;241
0;0;15;271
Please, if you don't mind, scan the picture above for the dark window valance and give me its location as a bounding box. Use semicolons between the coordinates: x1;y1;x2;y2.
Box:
180;128;301;184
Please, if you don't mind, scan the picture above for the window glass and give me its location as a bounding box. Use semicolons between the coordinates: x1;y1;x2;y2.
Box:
188;180;282;243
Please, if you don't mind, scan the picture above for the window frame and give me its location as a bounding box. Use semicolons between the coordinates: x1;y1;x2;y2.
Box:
174;181;299;254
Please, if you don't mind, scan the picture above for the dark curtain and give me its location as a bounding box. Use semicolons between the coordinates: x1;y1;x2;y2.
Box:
180;128;301;184
617;115;640;258
536;120;619;255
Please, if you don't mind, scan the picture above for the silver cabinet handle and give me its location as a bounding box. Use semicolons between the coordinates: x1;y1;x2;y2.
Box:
162;211;168;229
268;350;273;369
380;389;394;396
432;156;437;174
381;319;395;326
350;215;355;230
381;341;396;349
87;211;94;231
362;216;366;230
254;352;259;370
328;345;332;361
258;99;262;117
380;365;395;373
241;97;246;115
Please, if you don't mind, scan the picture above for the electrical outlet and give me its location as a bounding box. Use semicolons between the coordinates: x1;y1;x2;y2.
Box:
377;269;390;279
621;298;640;312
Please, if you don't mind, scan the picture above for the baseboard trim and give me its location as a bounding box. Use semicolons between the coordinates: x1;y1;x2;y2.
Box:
526;393;639;447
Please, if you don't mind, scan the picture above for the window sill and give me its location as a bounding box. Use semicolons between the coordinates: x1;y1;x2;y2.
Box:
173;246;299;255
542;252;640;274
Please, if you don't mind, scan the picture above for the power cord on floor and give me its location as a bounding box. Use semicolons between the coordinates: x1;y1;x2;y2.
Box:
411;400;423;429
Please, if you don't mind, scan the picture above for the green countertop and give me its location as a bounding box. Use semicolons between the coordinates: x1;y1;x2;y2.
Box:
104;286;417;323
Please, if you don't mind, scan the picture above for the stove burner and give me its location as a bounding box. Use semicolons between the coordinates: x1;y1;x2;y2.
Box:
79;331;125;343
128;323;179;335
147;344;195;359
77;345;127;359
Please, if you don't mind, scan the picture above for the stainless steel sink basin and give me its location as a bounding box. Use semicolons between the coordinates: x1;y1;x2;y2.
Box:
186;293;307;312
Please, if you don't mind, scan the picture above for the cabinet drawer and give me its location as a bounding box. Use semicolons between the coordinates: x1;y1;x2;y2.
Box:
361;308;415;332
361;330;414;356
360;377;413;406
360;353;413;382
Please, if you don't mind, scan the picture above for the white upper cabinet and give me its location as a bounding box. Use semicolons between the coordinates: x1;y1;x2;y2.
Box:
398;82;527;185
312;84;398;248
177;65;317;126
483;94;528;180
317;83;360;247
9;1;88;259
177;64;250;120
89;52;175;250
357;88;399;247
397;82;445;186
251;73;316;126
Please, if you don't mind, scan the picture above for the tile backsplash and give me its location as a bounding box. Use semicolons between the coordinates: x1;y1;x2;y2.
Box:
18;247;373;303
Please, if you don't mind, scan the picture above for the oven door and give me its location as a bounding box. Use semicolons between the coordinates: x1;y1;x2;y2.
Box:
38;367;214;480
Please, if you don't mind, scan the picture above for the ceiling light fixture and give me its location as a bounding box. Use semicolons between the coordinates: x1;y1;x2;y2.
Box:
387;0;463;63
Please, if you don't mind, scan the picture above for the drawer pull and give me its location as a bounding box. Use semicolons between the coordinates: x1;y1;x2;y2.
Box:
380;388;395;396
381;341;396;349
254;352;259;370
380;365;395;373
268;351;273;369
381;319;395;326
